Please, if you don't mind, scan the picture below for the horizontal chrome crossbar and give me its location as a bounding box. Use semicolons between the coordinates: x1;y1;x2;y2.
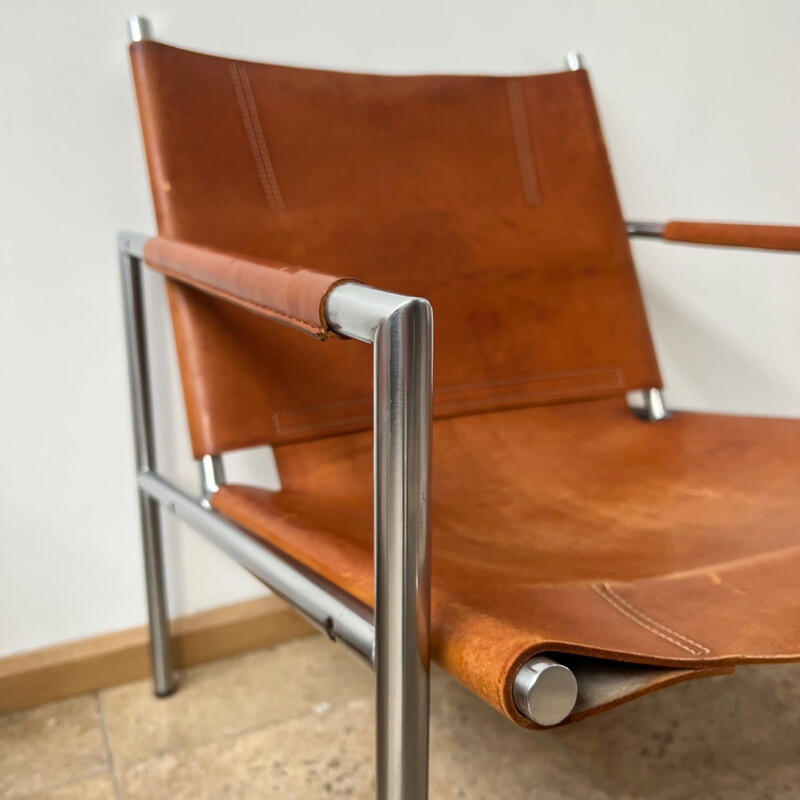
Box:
138;469;376;665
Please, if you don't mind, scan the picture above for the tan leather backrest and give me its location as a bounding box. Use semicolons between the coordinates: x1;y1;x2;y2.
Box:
131;42;661;455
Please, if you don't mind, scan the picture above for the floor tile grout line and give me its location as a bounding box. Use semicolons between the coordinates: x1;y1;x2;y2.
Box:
95;691;124;800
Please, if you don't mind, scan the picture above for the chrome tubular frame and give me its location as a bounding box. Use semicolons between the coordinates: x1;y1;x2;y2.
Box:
118;231;433;798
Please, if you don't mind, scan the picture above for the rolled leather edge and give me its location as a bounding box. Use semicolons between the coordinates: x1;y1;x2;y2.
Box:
500;645;734;730
663;221;800;252
143;236;356;339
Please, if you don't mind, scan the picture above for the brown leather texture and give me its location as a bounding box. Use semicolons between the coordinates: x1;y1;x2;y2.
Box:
212;399;800;728
143;236;351;339
130;41;662;456
663;221;800;251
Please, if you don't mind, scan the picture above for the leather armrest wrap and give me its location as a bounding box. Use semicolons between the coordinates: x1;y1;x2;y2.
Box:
143;236;355;339
663;221;800;252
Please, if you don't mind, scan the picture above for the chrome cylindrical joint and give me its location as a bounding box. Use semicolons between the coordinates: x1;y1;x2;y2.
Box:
643;387;669;421
513;657;578;727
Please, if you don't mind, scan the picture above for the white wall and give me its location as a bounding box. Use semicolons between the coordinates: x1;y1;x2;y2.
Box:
2;0;799;659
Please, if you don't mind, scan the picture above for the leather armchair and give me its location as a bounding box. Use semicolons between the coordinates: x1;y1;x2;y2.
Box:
120;18;800;800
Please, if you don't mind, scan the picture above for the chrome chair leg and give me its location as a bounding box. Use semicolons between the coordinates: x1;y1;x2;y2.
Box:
374;297;433;800
119;235;176;697
327;284;434;800
137;492;174;696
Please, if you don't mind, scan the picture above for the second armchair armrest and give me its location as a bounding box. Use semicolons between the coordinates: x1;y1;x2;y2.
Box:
663;221;800;252
143;236;356;339
627;220;800;252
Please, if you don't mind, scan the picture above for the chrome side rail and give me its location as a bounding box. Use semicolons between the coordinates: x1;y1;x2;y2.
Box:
119;232;434;798
120;231;377;668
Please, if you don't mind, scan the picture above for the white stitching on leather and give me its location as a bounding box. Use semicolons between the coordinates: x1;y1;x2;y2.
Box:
601;583;711;653
229;62;286;211
272;366;625;434
506;78;541;205
592;583;711;656
237;64;285;210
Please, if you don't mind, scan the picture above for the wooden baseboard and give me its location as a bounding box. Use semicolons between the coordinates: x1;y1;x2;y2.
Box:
0;595;315;714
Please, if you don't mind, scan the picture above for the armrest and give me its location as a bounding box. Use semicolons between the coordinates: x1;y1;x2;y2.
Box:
143;236;355;339
627;221;800;252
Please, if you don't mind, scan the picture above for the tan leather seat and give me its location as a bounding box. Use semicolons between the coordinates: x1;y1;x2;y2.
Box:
213;398;800;725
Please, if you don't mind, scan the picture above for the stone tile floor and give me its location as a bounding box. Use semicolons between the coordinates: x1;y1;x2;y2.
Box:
1;634;798;799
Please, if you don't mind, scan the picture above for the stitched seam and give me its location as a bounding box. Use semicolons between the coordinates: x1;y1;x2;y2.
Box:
506;79;541;205
229;63;285;211
274;384;619;433
276;398;374;419
229;63;273;207
273;411;373;436
600;583;711;654
592;584;703;656
275;366;624;420
433;365;621;396
237;64;286;210
592;584;710;656
431;379;622;415
273;373;624;435
148;258;325;336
